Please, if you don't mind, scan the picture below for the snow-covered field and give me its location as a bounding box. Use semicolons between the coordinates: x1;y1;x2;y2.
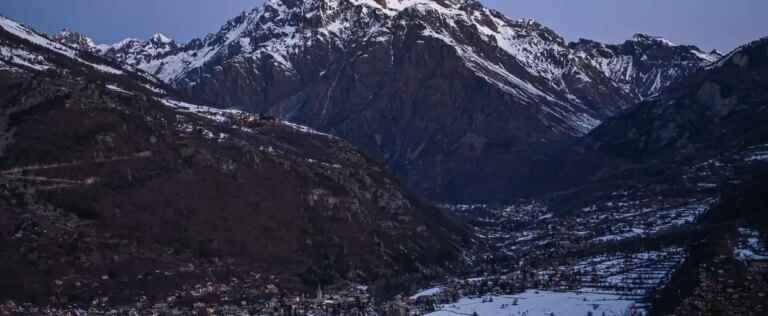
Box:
743;144;768;162
410;287;445;300
426;290;638;316
735;227;768;261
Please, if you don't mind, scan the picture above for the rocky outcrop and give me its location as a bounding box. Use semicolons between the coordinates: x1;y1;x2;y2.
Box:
51;30;100;53
97;33;179;67
570;34;721;100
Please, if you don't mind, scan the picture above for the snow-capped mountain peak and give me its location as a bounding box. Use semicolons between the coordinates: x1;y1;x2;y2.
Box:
0;15;125;75
94;33;180;71
708;36;768;69
360;0;463;11
571;33;721;100
88;0;720;132
630;33;677;47
150;33;174;44
52;29;99;52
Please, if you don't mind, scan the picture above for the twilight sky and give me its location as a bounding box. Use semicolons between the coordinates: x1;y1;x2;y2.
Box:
1;0;766;52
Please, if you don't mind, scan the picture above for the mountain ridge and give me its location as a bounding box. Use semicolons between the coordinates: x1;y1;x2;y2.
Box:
48;0;718;202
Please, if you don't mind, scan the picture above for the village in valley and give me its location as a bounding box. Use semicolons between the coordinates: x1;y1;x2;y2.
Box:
398;149;768;315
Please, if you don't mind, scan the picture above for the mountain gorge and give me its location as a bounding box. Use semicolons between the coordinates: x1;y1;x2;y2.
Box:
74;0;719;202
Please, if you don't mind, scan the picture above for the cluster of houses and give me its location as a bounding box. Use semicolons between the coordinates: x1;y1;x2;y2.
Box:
0;282;377;315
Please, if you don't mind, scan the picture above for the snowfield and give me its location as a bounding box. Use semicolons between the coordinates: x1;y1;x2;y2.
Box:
426;290;639;316
156;98;335;140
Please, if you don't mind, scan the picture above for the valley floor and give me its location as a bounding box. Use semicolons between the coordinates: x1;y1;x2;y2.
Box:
425;290;637;316
403;148;768;316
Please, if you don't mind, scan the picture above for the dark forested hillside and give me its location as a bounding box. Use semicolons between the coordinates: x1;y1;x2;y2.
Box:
0;15;469;312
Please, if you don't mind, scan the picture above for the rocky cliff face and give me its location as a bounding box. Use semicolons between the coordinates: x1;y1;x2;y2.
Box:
97;33;179;67
51;30;101;53
589;37;768;163
82;0;717;202
0;15;468;305
570;34;721;100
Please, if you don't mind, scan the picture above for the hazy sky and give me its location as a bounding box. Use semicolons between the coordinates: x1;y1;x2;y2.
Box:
1;0;766;52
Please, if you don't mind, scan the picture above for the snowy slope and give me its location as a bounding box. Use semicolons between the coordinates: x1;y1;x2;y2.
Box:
0;16;124;75
97;33;179;69
0;15;179;103
0;14;327;139
94;0;715;137
572;34;720;100
94;0;612;134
